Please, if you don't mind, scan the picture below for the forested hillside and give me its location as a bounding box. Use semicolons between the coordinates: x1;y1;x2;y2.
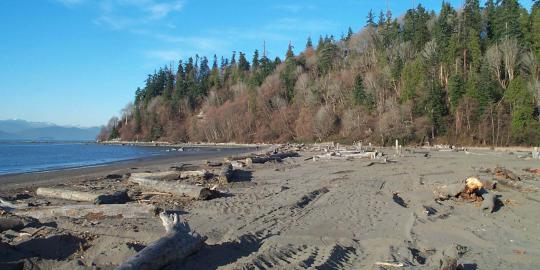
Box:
99;0;540;146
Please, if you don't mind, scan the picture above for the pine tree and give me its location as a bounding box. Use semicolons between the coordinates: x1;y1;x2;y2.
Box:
238;52;250;71
346;27;353;41
286;43;295;60
306;36;313;48
378;10;386;27
366;9;375;27
252;50;259;70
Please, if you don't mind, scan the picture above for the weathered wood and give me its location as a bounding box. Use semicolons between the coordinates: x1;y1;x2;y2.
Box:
15;204;157;220
115;212;207;270
314;151;376;161
130;176;218;200
481;191;496;213
434;183;468;200
130;170;209;181
245;151;299;164
219;163;233;184
0;216;25;232
36;187;129;205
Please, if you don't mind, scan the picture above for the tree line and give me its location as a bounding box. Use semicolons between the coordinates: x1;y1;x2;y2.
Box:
99;0;540;146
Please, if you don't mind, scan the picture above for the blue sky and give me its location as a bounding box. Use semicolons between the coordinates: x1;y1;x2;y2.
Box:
0;0;534;127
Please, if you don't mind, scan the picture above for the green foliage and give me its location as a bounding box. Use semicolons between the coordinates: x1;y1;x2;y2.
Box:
402;5;431;51
400;58;424;104
352;73;374;109
505;77;536;139
317;41;338;76
448;74;464;112
280;59;297;103
366;9;375;27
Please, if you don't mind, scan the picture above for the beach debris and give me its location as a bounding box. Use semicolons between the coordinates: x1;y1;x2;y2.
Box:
115;212;207;270
14;204;157;220
219;163;233;184
244;151;300;165
129;170;210;182
488;166;537;192
523;168;540;175
0;215;39;232
313;151;378;161
533;147;540;159
105;174;123;179
230;160;245;169
375;261;404;268
205;160;223;167
492;166;520;181
435;177;500;212
129;173;219;200
36;187;129;205
392;192;408;208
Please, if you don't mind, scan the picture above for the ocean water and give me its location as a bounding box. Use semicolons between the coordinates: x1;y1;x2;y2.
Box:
0;141;171;175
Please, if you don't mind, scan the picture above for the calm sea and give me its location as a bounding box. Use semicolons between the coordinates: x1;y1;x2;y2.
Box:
0;141;172;175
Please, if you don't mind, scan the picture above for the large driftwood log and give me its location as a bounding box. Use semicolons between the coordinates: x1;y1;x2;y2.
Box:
129;176;217;200
313;151;376;161
115;212;207;270
36;187;129;205
130;170;209;181
0;216;25;232
219;163;233;184
15;204;157;220
245;151;299;165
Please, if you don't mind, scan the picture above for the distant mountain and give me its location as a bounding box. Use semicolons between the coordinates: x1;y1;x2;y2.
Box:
0;119;54;133
0;119;100;141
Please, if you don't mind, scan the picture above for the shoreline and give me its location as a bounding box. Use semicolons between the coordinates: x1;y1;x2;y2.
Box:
0;146;260;191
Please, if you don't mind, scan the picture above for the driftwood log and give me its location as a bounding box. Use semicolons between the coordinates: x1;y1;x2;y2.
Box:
314;151;377;161
130;171;209;181
219;163;233;184
245;151;299;165
0;216;26;232
115;212;207;270
129;175;218;200
36;187;129;205
13;203;157;220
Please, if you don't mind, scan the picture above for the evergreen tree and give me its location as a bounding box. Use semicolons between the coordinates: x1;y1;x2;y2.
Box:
286;43;295;60
448;74;464;112
238;52;250;71
378;10;386;27
252;50;260;70
366;9;375;27
346;27;353;41
306;36;313;48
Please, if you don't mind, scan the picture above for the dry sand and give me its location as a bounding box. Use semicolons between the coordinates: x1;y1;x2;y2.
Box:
1;146;540;269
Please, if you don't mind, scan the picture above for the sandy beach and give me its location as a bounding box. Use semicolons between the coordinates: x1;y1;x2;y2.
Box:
1;145;540;269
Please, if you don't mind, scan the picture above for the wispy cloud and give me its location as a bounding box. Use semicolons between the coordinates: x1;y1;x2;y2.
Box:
273;4;316;13
57;0;184;30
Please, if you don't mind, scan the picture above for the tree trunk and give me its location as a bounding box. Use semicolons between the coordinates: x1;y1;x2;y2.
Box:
36;187;129;205
115;213;206;270
15;204;157;220
129;175;217;200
